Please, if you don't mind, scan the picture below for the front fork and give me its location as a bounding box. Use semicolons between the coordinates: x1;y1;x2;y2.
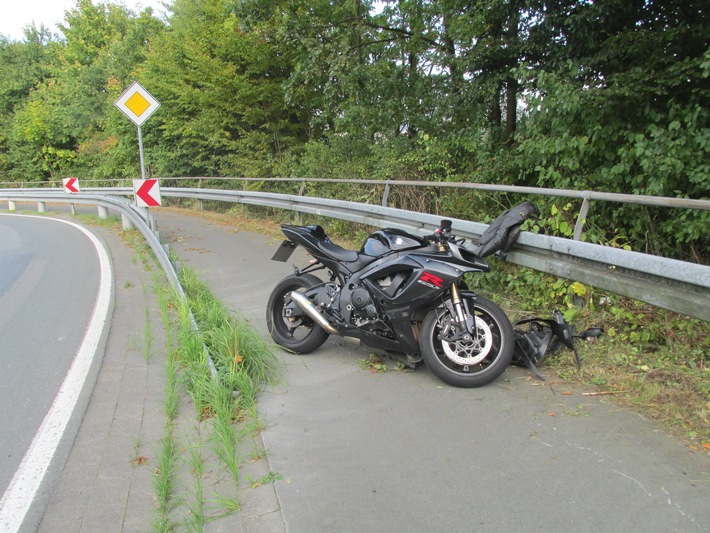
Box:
449;284;474;343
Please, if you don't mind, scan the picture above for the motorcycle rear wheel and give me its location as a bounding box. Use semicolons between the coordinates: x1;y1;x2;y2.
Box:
266;274;330;354
420;295;514;387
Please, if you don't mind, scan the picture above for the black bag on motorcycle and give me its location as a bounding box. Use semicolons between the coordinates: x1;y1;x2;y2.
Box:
474;201;539;260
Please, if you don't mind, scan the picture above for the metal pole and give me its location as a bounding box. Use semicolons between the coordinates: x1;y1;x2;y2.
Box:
136;125;152;224
574;192;592;241
382;180;391;207
138;125;146;180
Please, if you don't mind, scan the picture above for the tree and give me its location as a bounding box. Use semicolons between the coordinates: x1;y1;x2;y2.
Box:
141;0;308;177
511;0;710;259
0;26;55;180
2;0;166;182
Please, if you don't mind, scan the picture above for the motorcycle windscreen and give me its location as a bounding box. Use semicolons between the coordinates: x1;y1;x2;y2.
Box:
271;240;297;262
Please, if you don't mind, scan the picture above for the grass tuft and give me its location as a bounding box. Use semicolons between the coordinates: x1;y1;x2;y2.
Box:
154;262;282;528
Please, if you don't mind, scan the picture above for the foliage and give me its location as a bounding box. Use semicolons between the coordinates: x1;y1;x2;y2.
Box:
0;0;707;261
175;264;280;411
0;1;165;183
141;0;309;178
357;354;390;373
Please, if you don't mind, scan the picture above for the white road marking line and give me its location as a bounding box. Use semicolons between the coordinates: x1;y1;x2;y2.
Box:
0;215;113;532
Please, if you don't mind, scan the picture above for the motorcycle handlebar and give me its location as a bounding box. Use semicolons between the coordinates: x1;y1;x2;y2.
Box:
431;219;454;244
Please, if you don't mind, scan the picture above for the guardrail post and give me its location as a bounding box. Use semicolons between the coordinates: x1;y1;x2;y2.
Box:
150;215;159;241
38;201;46;213
134;205;149;223
382;180;391;207
122;213;135;230
98;205;109;219
8;200;16;211
198;178;204;210
70;204;76;216
574;192;592;241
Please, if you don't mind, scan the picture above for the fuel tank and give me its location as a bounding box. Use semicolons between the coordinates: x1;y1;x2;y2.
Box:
361;228;429;257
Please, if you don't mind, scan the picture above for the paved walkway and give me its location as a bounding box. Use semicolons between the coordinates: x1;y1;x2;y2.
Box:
36;213;284;532
28;207;710;532
156;209;710;533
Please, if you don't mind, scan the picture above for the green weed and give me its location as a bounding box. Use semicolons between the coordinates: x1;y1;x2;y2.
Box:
156;263;282;528
247;471;283;489
356;354;389;373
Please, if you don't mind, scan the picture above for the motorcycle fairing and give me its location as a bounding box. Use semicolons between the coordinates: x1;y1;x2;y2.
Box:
300;247;489;354
276;223;497;355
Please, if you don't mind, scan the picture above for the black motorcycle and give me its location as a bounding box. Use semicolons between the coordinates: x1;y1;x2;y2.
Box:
266;211;533;388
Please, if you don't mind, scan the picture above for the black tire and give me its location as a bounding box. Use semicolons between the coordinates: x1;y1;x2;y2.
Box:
266;274;330;354
419;295;514;387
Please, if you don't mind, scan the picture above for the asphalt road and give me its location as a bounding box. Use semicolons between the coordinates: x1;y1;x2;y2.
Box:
0;214;109;530
158;209;710;533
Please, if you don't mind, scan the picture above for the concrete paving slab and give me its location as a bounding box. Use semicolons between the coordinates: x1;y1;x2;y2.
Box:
157;208;710;533
22;205;710;533
36;220;170;533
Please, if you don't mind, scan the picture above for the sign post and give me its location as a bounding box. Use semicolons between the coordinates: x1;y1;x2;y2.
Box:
114;82;162;205
62;177;79;215
137;125;146;179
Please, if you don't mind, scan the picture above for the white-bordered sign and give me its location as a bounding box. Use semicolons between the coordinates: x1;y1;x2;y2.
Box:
114;81;160;127
62;177;79;193
133;178;162;207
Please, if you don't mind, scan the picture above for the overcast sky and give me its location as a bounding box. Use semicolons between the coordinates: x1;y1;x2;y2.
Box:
0;0;168;41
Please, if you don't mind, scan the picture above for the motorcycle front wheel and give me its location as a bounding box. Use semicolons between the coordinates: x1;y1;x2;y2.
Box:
419;295;514;388
266;274;330;354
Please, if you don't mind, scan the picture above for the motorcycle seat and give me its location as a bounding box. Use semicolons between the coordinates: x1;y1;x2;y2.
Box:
281;224;377;270
302;225;362;262
317;239;360;262
318;239;381;274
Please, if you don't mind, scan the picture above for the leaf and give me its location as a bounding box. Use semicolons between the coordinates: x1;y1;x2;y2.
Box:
131;455;149;466
570;282;587;297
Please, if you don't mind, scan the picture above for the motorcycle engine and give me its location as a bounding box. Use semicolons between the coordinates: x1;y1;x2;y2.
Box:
346;286;394;338
351;287;377;318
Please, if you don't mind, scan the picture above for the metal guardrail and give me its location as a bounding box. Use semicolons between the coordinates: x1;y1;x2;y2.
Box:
5;177;710;242
0;190;224;378
0;191;181;292
2;187;709;321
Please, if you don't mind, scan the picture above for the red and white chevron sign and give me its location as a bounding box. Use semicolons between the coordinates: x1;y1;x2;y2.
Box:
133;179;162;207
62;177;80;193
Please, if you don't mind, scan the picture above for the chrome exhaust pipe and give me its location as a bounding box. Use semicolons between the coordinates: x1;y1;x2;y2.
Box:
289;290;339;335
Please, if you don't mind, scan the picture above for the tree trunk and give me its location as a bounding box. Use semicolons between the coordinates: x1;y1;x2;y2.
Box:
490;83;502;129
505;76;517;143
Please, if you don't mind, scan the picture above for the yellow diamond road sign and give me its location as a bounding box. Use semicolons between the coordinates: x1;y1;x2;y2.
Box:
115;81;160;126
